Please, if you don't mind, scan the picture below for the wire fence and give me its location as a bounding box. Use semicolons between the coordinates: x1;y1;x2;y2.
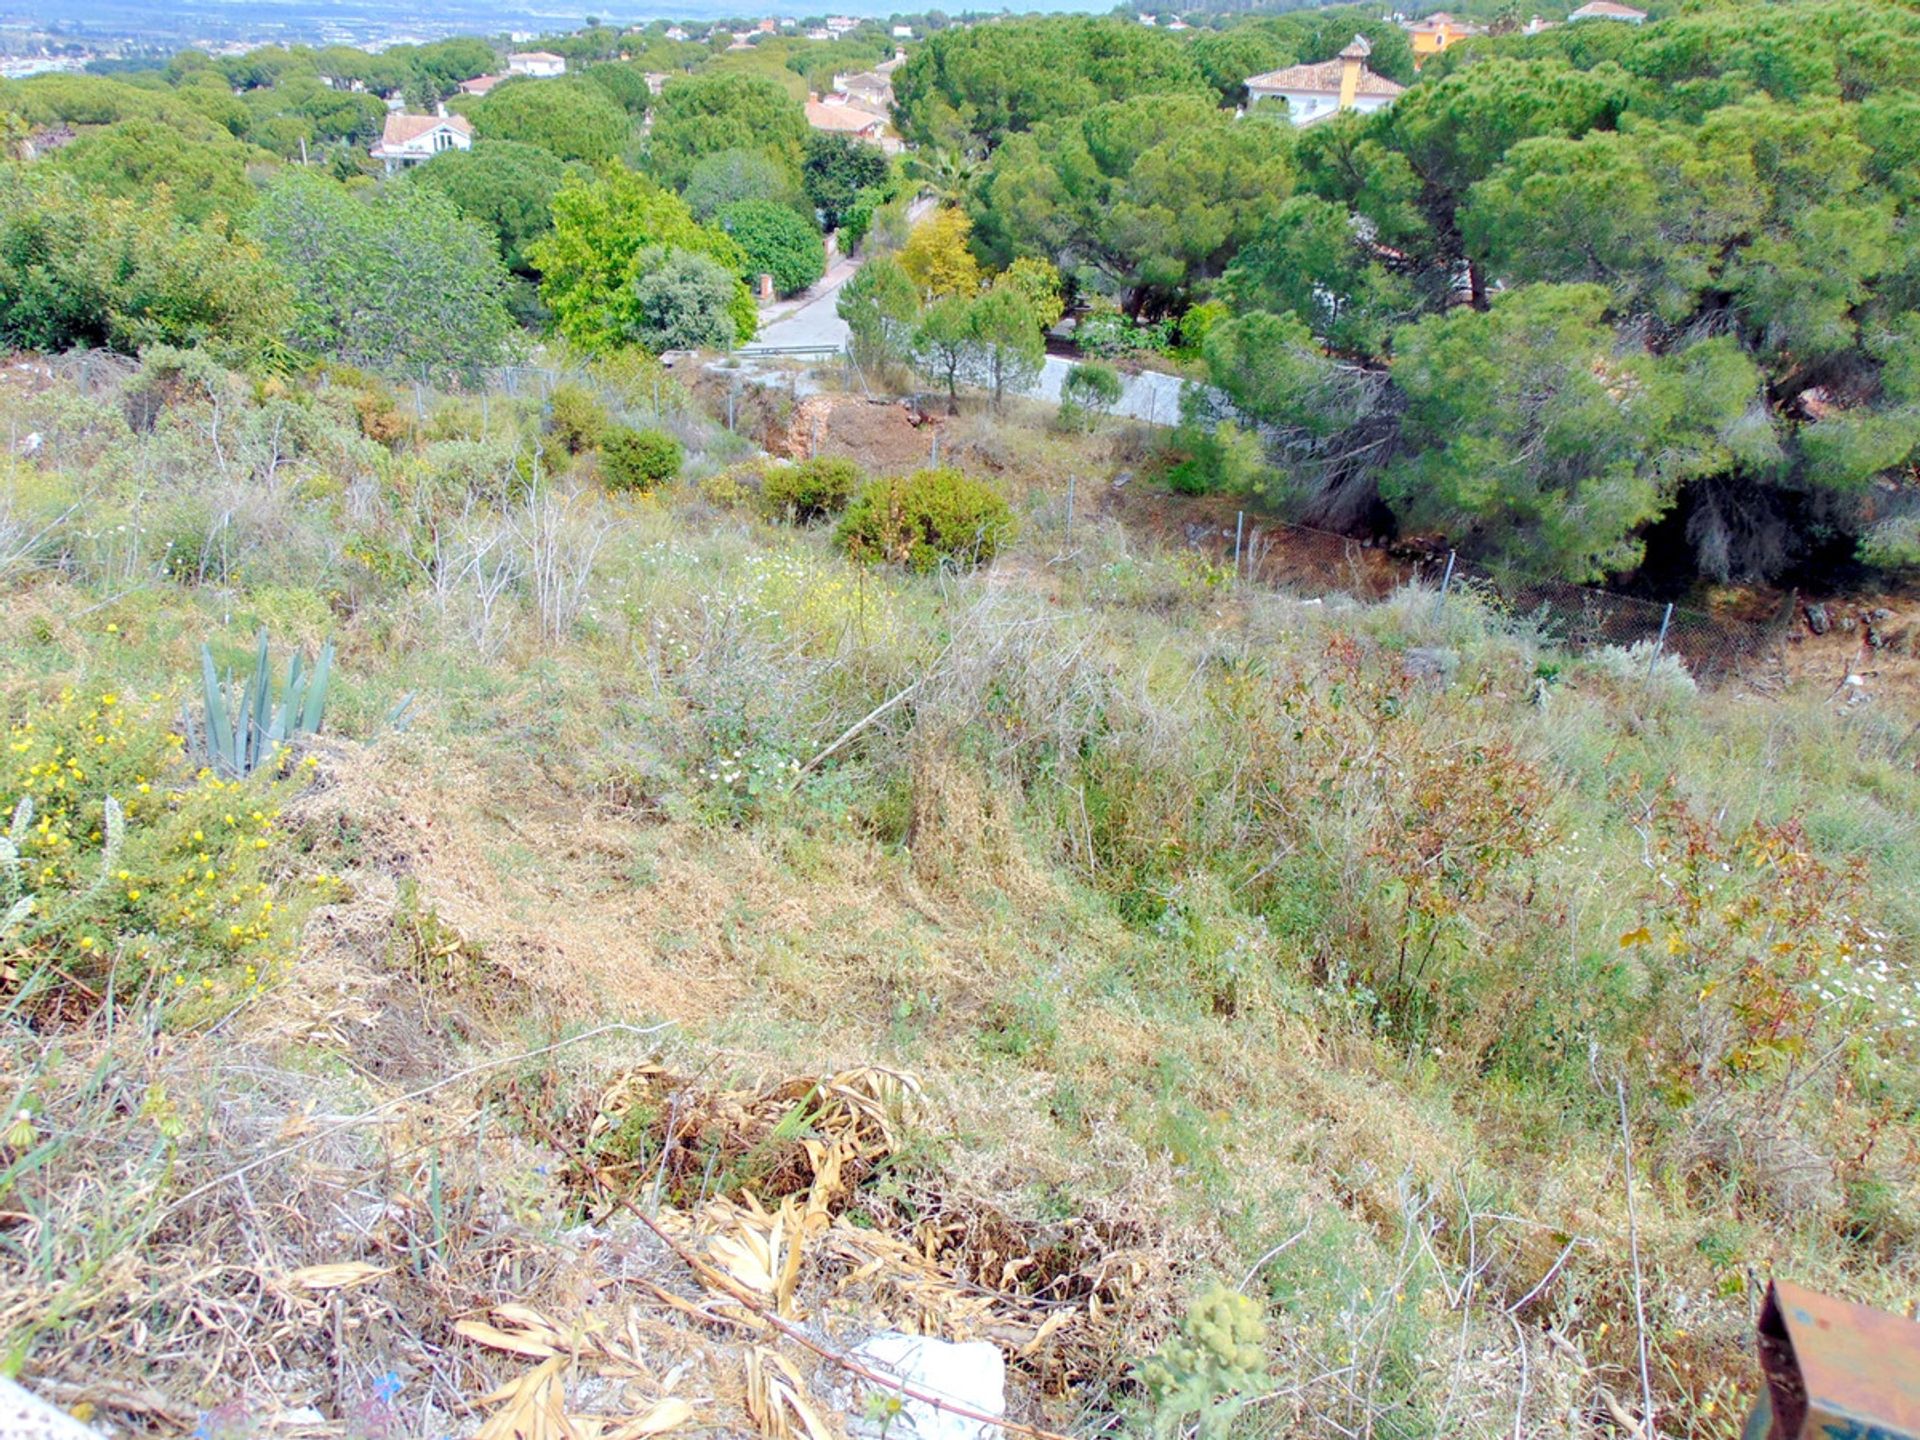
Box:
1176;507;1793;687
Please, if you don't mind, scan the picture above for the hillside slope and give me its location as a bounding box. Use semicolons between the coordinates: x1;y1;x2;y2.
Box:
0;353;1916;1440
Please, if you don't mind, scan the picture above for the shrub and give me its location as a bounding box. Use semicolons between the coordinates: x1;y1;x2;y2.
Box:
763;458;863;523
836;467;1015;572
697;464;762;510
1859;512;1920;571
601;426;683;492
547;382;609;455
1;684;304;1005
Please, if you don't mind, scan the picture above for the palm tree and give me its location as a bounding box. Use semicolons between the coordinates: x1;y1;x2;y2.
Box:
905;146;981;206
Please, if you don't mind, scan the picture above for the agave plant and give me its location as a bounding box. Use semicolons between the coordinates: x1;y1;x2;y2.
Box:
189;629;334;779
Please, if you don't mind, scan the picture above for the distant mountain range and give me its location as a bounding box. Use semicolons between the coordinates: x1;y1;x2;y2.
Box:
17;0;1111;49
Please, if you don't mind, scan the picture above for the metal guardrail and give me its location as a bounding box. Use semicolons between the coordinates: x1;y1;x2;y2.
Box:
732;344;846;358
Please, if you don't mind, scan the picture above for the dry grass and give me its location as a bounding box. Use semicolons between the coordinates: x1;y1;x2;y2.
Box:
3;354;1918;1440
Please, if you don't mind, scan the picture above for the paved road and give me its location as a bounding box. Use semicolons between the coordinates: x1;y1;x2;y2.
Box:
749;283;1189;425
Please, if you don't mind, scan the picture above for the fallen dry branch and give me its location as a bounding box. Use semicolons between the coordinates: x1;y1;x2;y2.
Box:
522;1109;1080;1440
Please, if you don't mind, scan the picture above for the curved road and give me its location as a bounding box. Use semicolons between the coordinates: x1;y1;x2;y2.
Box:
744;254;1189;426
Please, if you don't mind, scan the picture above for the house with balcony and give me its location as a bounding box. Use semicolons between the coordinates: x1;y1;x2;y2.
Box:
371;112;472;172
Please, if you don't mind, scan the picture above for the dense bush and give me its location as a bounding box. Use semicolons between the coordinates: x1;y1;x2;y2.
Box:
600;425;682;491
631;248;742;353
836;467;1015;571
763;457;862;523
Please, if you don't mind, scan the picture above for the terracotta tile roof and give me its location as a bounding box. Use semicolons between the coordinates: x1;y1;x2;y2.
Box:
376;113;473;148
804;98;887;132
1569;1;1647;16
510;50;565;62
1246;57;1405;98
458;73;505;95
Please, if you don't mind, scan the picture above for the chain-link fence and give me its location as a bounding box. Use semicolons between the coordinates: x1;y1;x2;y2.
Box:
1180;508;1792;688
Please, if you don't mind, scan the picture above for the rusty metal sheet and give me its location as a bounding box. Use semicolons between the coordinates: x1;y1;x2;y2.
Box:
1753;1279;1920;1440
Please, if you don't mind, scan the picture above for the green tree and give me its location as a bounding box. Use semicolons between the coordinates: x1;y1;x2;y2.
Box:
49;118;264;225
408;38;500;102
802;131;890;231
529;168;756;353
911;294;976;413
408;139;574;274
172;70;251;135
646;72;808;192
0;167;289;360
892;17;1206;152
992;256;1064;331
468;77;630;165
684;148;805;221
717;199;826;296
1189;30;1292;107
582;61;656;114
1316;58;1626;307
838;253;920;371
962;286;1043;408
903;146;980;207
973;95;1293;317
1061;359;1123;430
1383;285;1756;580
250;170;515;379
1219;194;1411;356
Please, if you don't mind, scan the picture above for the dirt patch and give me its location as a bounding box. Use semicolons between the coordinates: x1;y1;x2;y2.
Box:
1102;483;1408;598
1776;593;1920;704
772;393;944;474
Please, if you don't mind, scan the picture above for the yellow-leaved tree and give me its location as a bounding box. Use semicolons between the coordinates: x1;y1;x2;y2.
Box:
897;207;981;302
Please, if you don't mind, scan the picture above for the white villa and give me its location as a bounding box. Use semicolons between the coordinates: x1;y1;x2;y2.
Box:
1245;36;1404;126
507;51;567;77
370;112;473;172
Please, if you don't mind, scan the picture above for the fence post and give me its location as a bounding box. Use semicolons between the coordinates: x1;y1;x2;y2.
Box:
1645;602;1675;689
1066;473;1076;542
727;383;736;432
930;427;939;467
1233;511;1245;579
1434;550;1457;616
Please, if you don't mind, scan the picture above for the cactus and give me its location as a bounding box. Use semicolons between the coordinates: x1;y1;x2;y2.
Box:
188;629;333;778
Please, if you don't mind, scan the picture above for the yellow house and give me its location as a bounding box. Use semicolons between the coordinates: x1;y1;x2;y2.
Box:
1405;11;1482;67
